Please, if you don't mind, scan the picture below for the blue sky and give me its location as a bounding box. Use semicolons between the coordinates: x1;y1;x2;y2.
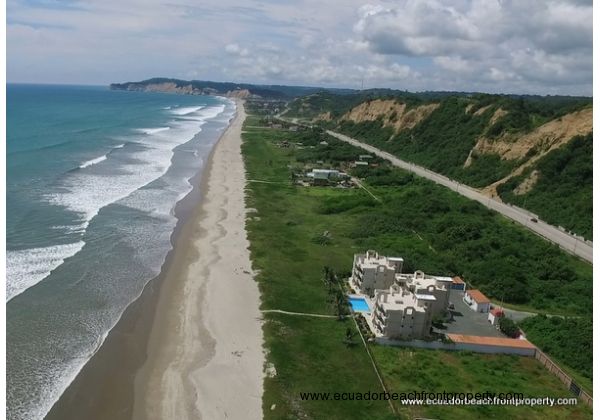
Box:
7;0;593;95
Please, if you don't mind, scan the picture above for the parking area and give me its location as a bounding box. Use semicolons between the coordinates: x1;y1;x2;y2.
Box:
435;290;504;338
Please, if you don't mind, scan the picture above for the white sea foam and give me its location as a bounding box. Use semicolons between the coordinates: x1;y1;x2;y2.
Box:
135;127;171;135
6;241;86;302
7;102;232;420
170;106;205;116
79;155;107;169
46;105;225;225
14;104;225;304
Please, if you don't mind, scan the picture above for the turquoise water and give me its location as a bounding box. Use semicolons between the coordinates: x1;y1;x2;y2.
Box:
349;297;370;312
6;84;236;420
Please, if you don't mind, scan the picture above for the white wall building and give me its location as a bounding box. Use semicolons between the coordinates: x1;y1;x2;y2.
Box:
464;289;491;313
396;271;452;316
488;308;504;325
350;250;458;340
308;169;347;180
372;285;433;340
350;250;403;297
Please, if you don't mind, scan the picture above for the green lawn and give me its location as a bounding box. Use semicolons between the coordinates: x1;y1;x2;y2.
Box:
241;114;592;419
373;346;592;419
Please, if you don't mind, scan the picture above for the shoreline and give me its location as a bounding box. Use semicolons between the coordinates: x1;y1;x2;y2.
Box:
132;98;263;419
45;99;263;420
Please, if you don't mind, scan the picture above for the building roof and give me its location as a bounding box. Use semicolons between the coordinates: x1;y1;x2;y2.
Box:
447;334;535;349
490;308;504;317
376;289;426;313
415;294;437;301
466;289;490;304
312;169;338;174
434;276;453;282
452;276;465;284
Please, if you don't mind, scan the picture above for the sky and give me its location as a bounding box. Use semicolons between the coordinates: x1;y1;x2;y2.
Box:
6;0;593;96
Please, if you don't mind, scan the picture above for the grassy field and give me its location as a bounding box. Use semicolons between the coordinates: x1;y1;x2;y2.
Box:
240;114;592;419
374;347;592;419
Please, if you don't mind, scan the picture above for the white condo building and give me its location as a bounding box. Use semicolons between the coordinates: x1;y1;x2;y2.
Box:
396;271;452;316
372;284;433;340
350;251;452;340
350;250;403;297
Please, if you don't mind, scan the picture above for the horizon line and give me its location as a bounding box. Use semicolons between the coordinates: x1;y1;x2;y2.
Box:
6;80;593;99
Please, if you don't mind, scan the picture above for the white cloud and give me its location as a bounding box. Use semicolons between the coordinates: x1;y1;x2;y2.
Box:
225;43;249;57
353;0;592;94
6;0;592;95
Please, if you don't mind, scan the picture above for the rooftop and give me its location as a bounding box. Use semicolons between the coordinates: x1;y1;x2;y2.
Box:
312;169;339;174
466;289;490;304
452;276;465;284
356;251;402;270
447;334;535;349
376;289;426;313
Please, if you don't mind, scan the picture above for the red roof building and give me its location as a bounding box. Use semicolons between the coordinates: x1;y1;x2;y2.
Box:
466;289;490;303
464;289;491;313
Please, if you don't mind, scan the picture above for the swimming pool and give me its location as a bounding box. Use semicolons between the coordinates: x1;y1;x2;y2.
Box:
349;296;370;312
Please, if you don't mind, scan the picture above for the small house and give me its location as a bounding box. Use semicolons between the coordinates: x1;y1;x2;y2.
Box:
488;307;504;325
464;289;491;313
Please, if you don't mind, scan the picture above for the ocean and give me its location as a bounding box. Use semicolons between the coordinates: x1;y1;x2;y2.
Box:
6;84;236;420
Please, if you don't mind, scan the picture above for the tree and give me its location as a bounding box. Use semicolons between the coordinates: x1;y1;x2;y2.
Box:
343;327;357;347
333;290;349;320
498;317;520;338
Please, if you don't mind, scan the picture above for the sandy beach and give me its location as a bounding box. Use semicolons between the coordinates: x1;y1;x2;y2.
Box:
131;99;264;420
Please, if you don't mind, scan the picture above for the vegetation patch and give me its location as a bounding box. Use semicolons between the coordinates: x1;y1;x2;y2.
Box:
497;134;593;239
372;346;592;419
520;315;592;391
241;112;592;419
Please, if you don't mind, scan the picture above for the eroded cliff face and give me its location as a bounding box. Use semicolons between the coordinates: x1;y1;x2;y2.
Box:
225;89;252;99
475;107;593;196
469;107;592;162
331;95;592;198
340;99;439;133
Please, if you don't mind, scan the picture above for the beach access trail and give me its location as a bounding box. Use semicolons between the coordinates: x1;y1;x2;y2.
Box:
132;100;264;420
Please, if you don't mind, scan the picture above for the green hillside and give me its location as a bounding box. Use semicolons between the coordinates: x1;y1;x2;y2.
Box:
288;92;593;238
497;134;593;240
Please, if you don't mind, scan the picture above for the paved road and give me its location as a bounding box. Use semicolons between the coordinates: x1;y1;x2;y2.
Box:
326;130;593;263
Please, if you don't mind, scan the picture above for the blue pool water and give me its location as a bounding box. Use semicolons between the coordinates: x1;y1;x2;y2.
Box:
349;297;370;312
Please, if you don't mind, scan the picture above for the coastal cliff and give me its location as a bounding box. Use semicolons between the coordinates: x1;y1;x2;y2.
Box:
110;80;253;98
109;77;352;99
